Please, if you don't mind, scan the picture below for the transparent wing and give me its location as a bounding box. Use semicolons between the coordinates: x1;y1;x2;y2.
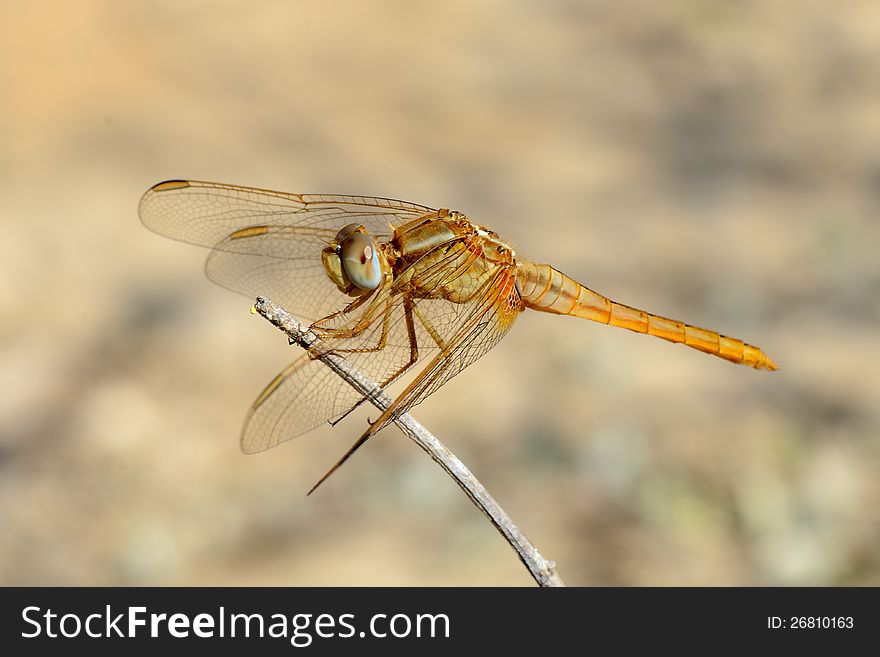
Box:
298;265;524;490
140;180;520;452
205;229;347;324
241;280;418;452
241;353;377;454
369;266;522;435
139;179;436;322
241;238;521;452
139;180;435;249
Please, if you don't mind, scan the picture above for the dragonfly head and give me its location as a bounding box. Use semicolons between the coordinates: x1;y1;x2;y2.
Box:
322;224;383;295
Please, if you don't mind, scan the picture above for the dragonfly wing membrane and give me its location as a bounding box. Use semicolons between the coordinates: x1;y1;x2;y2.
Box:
242;353;364;453
141;180;527;454
205;230;351;323
139;180;435;250
372;266;523;434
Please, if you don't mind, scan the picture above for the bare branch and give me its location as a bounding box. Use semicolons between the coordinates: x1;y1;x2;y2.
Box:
252;296;566;587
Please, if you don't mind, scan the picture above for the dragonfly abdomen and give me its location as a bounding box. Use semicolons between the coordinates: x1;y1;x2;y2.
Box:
515;261;776;370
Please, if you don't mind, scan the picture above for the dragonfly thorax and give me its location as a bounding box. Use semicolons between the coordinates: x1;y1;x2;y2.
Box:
475;224;516;265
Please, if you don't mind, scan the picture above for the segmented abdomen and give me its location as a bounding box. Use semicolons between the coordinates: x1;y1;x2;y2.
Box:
515;261;776;370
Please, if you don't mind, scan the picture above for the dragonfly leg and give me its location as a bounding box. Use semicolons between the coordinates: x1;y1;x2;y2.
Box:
310;271;517;495
309;306;479;496
310;288;376;333
329;294;420;426
312;280;398;344
309;334;432;497
307;285;392;364
329;284;471;428
386;294;420;382
411;303;450;352
325;294;396;427
330;289;395;354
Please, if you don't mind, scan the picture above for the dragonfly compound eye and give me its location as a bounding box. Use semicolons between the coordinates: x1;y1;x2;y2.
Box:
334;223;361;243
340;231;382;290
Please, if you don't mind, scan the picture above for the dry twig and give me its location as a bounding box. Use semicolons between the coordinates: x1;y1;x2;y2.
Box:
253;296;565;587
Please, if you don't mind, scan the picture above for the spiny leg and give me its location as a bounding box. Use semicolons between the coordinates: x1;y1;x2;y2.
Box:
331;290;395;355
412;303;450;353
307;280;393;362
309;276;506;495
381;295;420;386
329;294;420;427
308;313;477;496
327;270;495;430
327;292;462;428
325;293;398;427
310;290;375;332
311;292;383;341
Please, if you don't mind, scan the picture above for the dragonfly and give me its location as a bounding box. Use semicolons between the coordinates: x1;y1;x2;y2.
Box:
139;180;777;492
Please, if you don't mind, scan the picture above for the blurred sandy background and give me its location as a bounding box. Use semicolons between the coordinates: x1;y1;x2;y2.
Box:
1;0;878;586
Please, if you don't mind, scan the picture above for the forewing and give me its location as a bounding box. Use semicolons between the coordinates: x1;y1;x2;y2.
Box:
240;237;521;452
139;180;434;249
141;182;521;451
205;228;347;323
139;180;436;322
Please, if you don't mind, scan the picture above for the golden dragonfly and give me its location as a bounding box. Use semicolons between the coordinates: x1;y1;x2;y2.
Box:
140;180;776;491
